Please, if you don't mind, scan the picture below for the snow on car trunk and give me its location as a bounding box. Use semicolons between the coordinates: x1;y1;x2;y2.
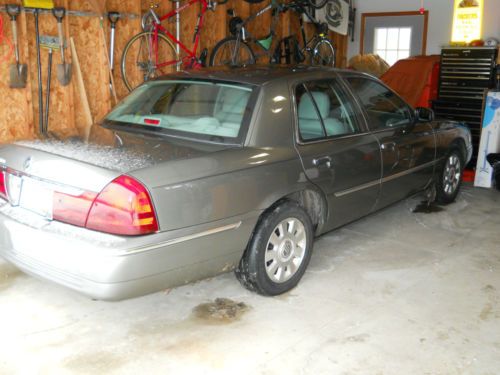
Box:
15;139;156;173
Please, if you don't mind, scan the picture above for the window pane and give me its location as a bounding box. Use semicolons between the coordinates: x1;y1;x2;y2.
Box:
305;81;360;137
385;50;399;66
398;50;410;60
374;28;387;50
296;84;326;141
399;28;412;50
375;50;387;61
105;81;253;142
386;28;399;49
346;77;412;131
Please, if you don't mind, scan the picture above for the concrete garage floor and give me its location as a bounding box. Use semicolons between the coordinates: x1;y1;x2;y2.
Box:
1;184;499;375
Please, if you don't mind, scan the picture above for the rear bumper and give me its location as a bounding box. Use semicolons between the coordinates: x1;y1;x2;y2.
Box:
0;202;259;300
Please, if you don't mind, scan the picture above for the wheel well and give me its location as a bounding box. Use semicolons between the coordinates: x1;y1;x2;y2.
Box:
261;190;327;235
450;138;467;164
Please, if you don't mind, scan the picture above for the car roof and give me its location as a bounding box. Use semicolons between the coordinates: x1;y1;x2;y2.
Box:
159;65;366;86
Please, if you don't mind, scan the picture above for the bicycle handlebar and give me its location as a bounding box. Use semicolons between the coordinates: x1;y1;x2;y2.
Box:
279;0;321;25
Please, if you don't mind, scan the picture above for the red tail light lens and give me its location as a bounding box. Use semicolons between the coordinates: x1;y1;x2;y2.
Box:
0;170;7;199
85;175;158;236
53;191;98;227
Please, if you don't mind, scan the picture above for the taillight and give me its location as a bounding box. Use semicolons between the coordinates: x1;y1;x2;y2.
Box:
53;191;98;227
0;170;7;199
85;175;158;236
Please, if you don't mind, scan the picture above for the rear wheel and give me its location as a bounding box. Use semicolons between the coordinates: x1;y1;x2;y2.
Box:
311;39;336;66
210;37;256;67
235;201;314;296
121;31;177;92
435;149;464;204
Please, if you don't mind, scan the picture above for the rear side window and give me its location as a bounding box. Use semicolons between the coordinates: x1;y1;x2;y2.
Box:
346;77;413;131
295;80;360;142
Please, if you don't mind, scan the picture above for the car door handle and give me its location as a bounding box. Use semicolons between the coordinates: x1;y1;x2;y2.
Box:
312;156;332;168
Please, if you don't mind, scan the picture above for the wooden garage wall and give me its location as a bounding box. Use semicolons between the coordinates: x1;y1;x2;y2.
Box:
0;0;348;143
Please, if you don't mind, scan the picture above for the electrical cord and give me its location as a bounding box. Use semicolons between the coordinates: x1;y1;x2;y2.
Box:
0;15;14;64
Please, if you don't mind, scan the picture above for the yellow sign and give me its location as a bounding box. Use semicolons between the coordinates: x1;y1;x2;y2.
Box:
451;0;484;43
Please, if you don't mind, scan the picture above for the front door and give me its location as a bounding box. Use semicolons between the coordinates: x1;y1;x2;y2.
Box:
344;76;435;208
293;79;382;230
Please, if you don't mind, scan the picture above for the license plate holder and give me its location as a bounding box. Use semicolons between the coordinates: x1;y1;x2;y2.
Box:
19;177;54;220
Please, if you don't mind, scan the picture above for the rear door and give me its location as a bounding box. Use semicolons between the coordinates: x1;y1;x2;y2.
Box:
343;75;435;209
292;78;382;231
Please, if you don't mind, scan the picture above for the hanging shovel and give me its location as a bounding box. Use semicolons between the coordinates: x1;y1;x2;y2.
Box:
52;7;72;86
108;12;120;72
6;4;28;89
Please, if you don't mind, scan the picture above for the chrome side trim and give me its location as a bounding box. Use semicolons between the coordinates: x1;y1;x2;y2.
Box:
121;222;243;256
334;179;380;197
381;161;436;184
334;160;436;198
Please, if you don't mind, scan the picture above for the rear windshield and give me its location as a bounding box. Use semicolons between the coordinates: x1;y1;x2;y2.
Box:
104;80;257;145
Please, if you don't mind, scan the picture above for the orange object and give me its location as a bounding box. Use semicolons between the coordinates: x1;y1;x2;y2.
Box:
381;55;441;108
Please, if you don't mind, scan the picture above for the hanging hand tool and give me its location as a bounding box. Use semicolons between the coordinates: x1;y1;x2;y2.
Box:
52;7;71;86
44;48;53;134
34;8;44;134
89;0;118;104
108;12;120;72
22;0;54;136
40;36;59;134
6;4;27;88
40;36;59;135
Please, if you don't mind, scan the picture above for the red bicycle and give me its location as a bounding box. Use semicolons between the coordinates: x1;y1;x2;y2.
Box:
121;0;227;91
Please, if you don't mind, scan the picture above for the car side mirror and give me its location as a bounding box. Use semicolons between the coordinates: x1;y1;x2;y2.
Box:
415;107;435;122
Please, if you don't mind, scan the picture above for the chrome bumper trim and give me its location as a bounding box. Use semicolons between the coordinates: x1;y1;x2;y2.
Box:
122;221;243;256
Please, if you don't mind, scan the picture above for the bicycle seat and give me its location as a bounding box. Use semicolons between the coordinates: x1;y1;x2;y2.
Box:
316;22;329;35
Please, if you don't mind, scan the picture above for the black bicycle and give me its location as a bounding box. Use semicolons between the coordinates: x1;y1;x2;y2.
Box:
209;0;335;67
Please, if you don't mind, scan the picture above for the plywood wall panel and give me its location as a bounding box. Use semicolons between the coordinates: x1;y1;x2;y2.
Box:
0;1;35;142
0;0;348;143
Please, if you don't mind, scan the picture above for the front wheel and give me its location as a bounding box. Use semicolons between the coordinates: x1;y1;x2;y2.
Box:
121;31;177;92
310;39;336;66
435;149;464;204
235;201;314;296
210;36;256;67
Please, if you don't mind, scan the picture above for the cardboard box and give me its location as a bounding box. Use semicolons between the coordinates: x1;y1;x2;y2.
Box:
474;91;500;188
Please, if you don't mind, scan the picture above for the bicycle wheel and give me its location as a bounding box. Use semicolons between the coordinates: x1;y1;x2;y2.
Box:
308;0;328;9
209;37;256;67
121;31;177;92
311;39;336;66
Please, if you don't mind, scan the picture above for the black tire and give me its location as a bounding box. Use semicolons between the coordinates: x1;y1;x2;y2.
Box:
209;36;256;67
235;201;314;296
121;31;177;92
308;0;328;9
435;149;464;204
311;39;336;66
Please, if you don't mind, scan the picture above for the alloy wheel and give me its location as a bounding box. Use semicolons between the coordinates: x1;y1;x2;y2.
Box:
265;218;307;283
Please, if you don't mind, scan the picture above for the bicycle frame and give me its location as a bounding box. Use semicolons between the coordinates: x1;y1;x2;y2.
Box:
295;3;325;52
151;0;209;69
237;2;279;58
